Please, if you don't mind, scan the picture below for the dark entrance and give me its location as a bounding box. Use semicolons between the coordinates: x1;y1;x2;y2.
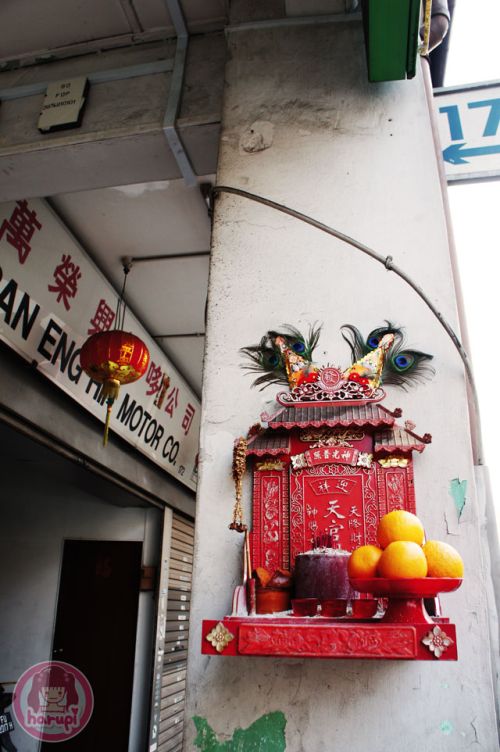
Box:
42;540;142;751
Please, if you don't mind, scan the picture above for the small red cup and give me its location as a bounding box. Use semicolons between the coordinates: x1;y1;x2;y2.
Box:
256;588;291;614
351;599;378;618
320;599;347;617
292;598;319;616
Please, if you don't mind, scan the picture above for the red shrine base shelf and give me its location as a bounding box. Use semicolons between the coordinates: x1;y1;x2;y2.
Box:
349;577;462;599
202;617;458;660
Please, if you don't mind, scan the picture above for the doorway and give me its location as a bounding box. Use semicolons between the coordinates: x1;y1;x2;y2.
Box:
42;540;142;751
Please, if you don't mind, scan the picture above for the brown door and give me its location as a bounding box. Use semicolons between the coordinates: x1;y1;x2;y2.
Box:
42;540;142;751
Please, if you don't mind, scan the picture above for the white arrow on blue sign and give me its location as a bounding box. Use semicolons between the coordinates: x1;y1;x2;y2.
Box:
434;81;500;182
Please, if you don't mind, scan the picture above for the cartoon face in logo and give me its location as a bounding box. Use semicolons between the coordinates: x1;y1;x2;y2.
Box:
13;661;93;743
27;665;79;713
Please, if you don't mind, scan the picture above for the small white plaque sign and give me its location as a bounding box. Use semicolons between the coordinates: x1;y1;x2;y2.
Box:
38;76;88;132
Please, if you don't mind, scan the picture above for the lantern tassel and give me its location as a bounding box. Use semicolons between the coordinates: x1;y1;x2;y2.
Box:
103;401;113;447
102;380;120;446
102;379;121;401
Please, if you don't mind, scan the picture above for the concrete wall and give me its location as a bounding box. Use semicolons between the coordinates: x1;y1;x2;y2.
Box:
0;446;162;752
185;18;498;751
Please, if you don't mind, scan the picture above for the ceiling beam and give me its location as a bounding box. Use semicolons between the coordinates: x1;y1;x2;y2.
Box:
0;35;224;201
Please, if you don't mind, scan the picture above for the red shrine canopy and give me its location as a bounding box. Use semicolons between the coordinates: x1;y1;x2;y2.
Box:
374;426;431;455
263;403;397;431
246;402;431;457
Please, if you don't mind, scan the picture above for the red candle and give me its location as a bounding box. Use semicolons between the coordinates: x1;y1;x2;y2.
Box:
294;550;355;600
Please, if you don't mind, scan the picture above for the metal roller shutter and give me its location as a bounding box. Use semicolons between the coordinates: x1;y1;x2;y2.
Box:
149;511;194;752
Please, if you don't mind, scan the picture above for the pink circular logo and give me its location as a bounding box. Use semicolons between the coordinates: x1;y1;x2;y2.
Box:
12;661;93;743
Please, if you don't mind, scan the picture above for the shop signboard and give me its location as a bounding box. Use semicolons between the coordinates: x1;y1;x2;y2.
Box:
0;198;200;491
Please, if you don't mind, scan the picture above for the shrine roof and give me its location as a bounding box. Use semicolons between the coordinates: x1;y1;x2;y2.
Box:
374;426;431;454
246;432;290;456
263;403;396;430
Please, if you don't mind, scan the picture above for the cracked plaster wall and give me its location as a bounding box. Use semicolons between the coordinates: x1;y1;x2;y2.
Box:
185;19;499;752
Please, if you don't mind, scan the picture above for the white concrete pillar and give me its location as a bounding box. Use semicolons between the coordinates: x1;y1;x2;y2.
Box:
186;18;498;751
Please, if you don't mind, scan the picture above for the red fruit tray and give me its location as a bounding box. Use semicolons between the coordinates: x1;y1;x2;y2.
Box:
349;577;463;599
349;577;462;627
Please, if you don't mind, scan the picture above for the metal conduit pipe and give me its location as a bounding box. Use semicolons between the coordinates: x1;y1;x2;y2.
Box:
212;185;484;465
0;59;174;101
162;0;197;186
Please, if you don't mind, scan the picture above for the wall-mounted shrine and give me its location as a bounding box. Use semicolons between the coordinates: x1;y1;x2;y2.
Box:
202;324;461;660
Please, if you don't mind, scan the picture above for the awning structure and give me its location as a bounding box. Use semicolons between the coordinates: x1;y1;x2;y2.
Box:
246;433;290;457
264;403;398;431
374;426;432;455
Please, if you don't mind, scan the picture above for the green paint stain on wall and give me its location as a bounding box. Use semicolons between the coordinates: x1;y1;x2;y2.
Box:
440;720;453;736
450;478;467;520
193;711;286;751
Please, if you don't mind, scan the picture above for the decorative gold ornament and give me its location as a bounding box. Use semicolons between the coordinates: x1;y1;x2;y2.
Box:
256;460;285;471
230;437;248;532
357;452;373;468
378;456;409;468
300;428;365;447
206;622;235;653
422;626;454;659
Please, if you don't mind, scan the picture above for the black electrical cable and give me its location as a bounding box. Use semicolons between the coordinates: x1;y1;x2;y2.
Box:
212;184;483;464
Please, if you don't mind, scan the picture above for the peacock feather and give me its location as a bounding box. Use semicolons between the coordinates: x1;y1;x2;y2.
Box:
341;321;434;389
240;323;322;390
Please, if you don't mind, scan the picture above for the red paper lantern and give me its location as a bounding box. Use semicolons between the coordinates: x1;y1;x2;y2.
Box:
80;330;150;445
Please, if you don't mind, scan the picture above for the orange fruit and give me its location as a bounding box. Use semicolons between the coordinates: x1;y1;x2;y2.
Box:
377;510;425;549
347;545;383;579
423;541;464;578
377;541;428;579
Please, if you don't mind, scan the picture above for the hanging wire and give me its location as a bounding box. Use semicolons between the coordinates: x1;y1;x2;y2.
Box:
211;184;484;465
115;263;130;330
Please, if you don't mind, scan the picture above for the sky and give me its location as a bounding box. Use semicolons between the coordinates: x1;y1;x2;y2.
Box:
444;0;500;527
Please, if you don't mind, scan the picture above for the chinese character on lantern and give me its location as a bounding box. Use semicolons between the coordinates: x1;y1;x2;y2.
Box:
0;200;42;265
88;299;115;335
181;402;195;435
119;343;135;363
165;386;179;418
48;253;82;310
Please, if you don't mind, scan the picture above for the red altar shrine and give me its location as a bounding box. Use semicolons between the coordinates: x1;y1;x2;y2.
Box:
201;325;460;660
